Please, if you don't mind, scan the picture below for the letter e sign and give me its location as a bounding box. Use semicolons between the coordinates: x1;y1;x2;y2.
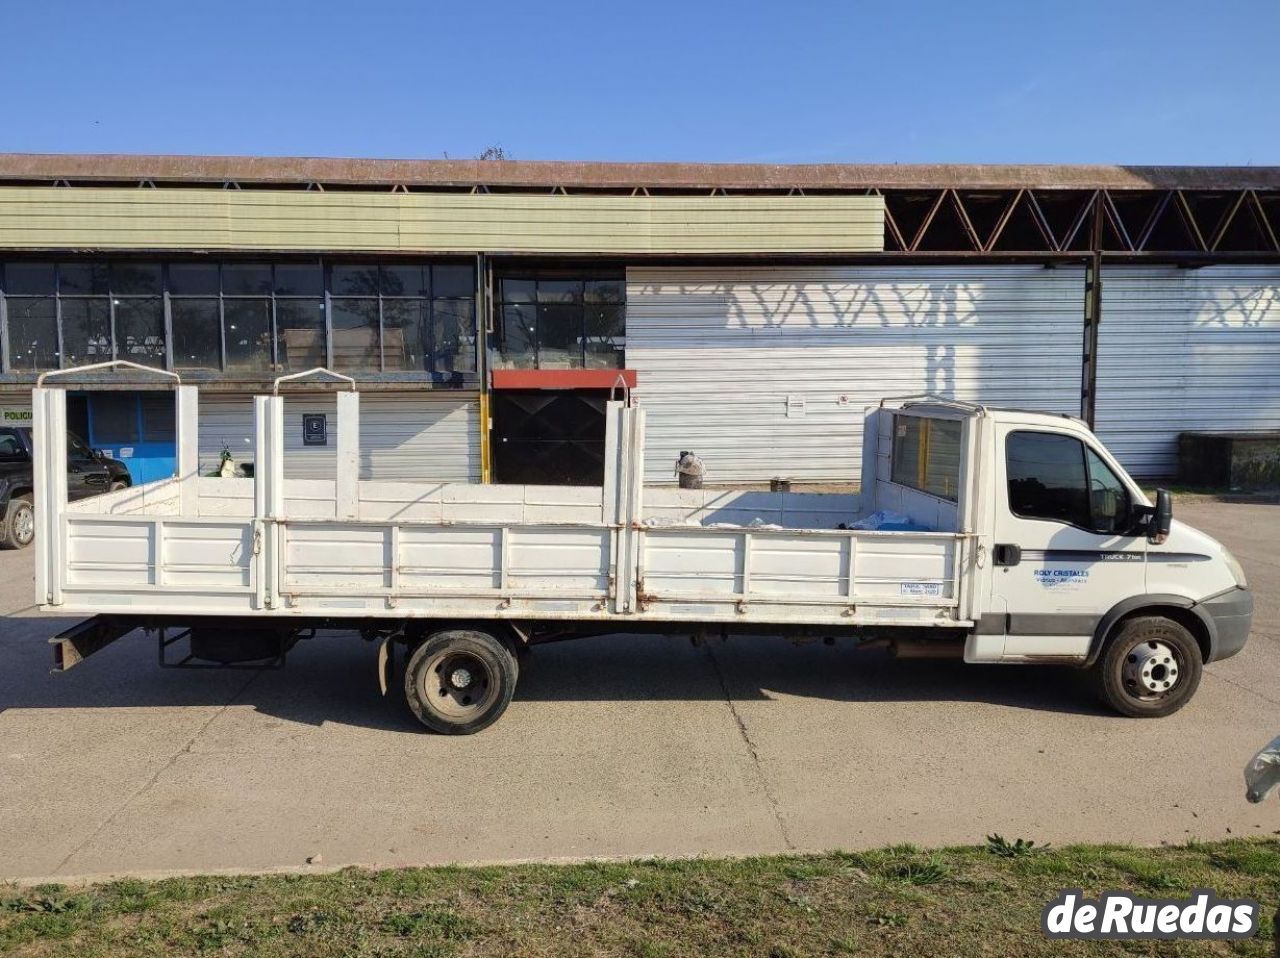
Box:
303;413;328;446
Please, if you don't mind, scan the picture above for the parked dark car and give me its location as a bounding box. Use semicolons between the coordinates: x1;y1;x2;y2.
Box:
0;426;132;549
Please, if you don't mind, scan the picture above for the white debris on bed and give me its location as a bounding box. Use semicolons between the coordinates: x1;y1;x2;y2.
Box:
846;509;925;531
641;516;784;531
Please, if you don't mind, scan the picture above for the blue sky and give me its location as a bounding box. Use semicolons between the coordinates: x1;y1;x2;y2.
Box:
3;0;1277;165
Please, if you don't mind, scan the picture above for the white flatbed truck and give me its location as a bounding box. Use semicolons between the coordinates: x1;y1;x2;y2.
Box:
32;365;1253;733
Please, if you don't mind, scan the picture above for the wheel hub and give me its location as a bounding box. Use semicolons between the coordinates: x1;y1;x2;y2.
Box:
1123;640;1180;695
422;649;496;719
15;506;33;543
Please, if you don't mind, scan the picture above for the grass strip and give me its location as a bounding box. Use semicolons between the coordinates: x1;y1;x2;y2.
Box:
1;837;1276;956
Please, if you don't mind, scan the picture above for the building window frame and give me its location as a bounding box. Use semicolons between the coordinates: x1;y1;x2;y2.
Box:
0;256;479;380
493;268;626;372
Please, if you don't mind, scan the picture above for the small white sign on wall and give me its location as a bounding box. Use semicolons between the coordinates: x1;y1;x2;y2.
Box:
786;395;806;418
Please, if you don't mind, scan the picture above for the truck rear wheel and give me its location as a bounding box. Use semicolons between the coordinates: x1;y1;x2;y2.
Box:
1;495;34;550
404;629;517;734
1093;616;1202;718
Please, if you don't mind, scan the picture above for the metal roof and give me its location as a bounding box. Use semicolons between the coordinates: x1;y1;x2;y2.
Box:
1;153;1278;192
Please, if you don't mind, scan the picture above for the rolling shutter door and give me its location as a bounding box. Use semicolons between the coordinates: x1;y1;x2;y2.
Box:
198;392;479;481
1095;265;1280;477
627;265;1085;483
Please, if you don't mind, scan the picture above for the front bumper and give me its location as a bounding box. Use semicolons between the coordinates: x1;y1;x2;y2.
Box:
1201;587;1253;662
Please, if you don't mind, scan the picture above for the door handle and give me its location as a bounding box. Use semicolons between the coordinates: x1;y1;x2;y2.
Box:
993;543;1022;567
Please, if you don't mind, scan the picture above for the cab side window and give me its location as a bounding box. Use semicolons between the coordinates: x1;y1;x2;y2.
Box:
1006;431;1131;534
1085;447;1130;534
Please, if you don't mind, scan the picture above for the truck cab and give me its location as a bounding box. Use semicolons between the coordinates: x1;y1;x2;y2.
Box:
874;400;1252;717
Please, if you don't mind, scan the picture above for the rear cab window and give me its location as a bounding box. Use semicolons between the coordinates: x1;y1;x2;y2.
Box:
891;414;963;501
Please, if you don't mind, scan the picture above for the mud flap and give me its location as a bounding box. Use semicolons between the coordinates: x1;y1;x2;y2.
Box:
377;634;394;697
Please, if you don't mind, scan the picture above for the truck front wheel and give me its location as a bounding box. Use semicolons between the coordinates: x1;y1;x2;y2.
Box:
1093;616;1203;718
404;629;517;734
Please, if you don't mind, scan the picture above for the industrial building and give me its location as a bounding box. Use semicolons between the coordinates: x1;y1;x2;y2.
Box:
0;154;1277;486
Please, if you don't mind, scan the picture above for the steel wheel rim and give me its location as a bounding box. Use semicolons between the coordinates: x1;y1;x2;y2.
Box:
421;649;497;719
14;505;34;544
1121;639;1183;700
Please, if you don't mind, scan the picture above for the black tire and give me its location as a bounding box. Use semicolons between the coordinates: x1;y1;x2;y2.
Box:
109;481;128;492
1093;616;1203;718
1;495;35;550
404;629;517;734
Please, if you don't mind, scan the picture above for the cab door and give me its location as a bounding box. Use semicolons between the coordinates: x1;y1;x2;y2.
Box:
988;426;1145;659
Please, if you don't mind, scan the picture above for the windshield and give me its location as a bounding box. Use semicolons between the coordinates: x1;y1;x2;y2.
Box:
67;432;95;460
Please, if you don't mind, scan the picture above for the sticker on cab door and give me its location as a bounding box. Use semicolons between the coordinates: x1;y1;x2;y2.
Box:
1034;568;1090;590
900;582;943;597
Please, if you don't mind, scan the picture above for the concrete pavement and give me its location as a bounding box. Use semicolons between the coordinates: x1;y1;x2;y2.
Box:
0;499;1276;881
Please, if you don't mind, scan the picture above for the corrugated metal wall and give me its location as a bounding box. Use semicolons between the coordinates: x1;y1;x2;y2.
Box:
199;392;480;481
627;265;1085;483
1094;265;1280;477
0;188;882;255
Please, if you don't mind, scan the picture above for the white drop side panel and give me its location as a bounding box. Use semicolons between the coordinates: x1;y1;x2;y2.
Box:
1095;265;1280;477
627;265;1084;482
198;392;480;481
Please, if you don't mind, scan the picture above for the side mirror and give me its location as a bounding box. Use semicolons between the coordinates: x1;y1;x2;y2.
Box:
1149;488;1173;544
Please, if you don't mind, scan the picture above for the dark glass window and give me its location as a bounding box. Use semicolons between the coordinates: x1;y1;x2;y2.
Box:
61;298;112;366
1;258;475;378
428;299;475;373
221;263;272;296
890;415;962;501
168;263;220;296
110;262;161;295
584;302;624;369
171;299;221;370
92;394;140;444
223;299;273;371
379;264;427;297
502;278;536;303
432;264;474;298
59;262;109;295
140;394;175;442
538;302;582;368
115;298;166;367
381;299;425;371
276;299;325;371
327;262;476;374
5;263;56;295
330;298;380;372
495;272;625;370
273;263;322;296
332;265;382;296
1006;432;1091;528
5;297;57;370
500;304;537;368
